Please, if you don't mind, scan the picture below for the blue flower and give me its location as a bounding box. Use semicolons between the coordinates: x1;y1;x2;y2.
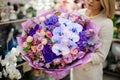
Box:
44;15;58;26
52;44;70;56
52;27;64;36
59;18;71;26
51;35;62;43
67;41;77;49
67;32;80;42
67;23;83;34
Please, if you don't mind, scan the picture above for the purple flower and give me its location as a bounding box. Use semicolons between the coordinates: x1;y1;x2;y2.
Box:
79;32;88;41
29;29;36;36
44;15;58;26
34;24;41;31
43;44;61;63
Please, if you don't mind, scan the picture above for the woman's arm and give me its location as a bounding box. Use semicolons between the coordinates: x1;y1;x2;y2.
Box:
91;19;113;65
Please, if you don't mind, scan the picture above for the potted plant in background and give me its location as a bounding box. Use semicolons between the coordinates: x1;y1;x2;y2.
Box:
26;6;36;18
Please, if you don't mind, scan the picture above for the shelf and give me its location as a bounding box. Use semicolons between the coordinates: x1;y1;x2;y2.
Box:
112;38;120;42
104;70;120;77
0;18;32;25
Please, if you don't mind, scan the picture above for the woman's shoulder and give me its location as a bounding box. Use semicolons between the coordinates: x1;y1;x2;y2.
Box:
100;17;113;31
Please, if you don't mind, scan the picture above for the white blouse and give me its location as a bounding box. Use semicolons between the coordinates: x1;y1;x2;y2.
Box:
72;9;113;80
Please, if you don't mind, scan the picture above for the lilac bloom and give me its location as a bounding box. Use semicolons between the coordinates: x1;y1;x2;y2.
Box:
52;44;70;56
67;23;83;34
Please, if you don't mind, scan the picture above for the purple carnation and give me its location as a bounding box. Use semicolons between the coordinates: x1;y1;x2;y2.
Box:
44;15;58;26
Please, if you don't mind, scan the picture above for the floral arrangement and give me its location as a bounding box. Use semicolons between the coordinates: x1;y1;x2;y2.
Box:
17;10;100;79
0;48;21;80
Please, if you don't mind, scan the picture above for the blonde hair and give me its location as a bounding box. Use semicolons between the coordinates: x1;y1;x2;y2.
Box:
100;0;115;19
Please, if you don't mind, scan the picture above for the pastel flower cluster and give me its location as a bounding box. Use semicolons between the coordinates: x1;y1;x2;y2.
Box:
17;10;100;70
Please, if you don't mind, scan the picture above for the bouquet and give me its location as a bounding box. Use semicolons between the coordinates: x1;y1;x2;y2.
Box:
17;10;101;79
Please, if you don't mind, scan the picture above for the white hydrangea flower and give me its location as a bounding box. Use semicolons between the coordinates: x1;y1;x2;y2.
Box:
10;48;20;56
2;69;7;77
5;55;17;63
8;68;21;80
1;59;10;67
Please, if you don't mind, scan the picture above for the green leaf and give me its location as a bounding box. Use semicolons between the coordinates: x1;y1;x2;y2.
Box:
34;55;40;60
27;42;33;46
23;48;29;52
55;12;61;16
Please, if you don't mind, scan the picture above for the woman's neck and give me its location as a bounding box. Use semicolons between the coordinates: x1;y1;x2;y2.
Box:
85;9;101;17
